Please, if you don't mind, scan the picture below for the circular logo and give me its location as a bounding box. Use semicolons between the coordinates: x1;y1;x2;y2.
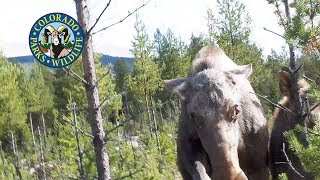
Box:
29;13;84;68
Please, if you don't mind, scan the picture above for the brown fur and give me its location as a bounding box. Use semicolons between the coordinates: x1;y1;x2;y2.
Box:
190;44;238;76
165;44;269;180
272;79;310;122
270;70;315;180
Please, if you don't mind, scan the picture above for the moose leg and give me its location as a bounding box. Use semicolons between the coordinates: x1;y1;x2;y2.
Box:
177;138;193;180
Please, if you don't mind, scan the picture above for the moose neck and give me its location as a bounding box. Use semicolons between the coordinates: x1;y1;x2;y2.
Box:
238;81;267;133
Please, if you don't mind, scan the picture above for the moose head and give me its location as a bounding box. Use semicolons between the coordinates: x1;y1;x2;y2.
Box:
270;67;319;179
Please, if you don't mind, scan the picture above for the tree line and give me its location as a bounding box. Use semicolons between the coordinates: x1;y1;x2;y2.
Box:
1;0;320;179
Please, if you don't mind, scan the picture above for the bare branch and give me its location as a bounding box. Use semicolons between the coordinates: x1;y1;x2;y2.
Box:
62;67;88;84
307;129;320;136
293;63;303;74
92;0;152;35
274;1;287;28
62;119;94;138
106;117;133;136
309;0;314;28
250;92;296;115
303;102;320;120
310;103;320;112
87;0;112;35
263;27;285;39
114;169;143;180
308;127;320;136
281;143;304;178
104;137;122;142
99;91;126;109
302;74;320;87
106;100;171;135
263;27;304;49
96;69;110;85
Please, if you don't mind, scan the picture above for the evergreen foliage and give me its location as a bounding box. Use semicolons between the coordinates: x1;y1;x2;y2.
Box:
1;1;320;178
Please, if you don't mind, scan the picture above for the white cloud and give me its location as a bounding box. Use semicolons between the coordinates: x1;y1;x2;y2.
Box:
0;0;286;58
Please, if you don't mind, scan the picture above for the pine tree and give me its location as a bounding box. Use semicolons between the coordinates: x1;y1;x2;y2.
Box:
0;55;27;138
207;0;251;60
267;1;320;178
30;64;54;113
156;29;191;80
187;34;209;61
127;14;161;132
153;29;192;104
54;55;121;117
114;59;130;93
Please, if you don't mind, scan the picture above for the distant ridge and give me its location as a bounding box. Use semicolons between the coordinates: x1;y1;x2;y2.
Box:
8;54;134;68
8;55;35;64
98;54;134;67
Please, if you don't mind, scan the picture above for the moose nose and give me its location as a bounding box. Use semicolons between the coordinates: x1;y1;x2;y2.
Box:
189;112;195;120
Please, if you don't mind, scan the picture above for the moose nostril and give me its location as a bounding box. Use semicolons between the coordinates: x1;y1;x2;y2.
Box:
189;112;195;120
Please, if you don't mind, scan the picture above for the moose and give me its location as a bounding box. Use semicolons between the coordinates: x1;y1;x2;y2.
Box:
164;44;269;180
42;25;70;58
270;67;320;180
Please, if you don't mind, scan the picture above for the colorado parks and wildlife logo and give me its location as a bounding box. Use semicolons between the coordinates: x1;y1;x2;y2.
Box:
29;12;84;68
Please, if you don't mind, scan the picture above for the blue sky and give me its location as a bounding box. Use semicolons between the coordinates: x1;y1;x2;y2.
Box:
0;0;286;58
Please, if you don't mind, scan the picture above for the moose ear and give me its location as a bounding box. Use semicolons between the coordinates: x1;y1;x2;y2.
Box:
164;78;189;100
279;70;291;96
227;64;252;78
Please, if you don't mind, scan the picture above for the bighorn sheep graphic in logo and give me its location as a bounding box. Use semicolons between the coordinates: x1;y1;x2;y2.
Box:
29;13;84;68
42;25;71;58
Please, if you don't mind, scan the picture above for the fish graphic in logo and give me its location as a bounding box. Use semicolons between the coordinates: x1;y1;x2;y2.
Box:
29;13;84;68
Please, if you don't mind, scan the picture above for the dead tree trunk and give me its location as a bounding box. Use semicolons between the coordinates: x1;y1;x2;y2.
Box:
282;0;308;148
116;120;124;169
0;143;4;179
0;142;7;179
72;102;86;179
29;113;37;155
159;104;164;126
28;114;39;178
144;90;153;138
129;133;138;168
41;112;47;148
11;133;22;180
150;97;161;152
0;145;4;179
283;0;296;70
75;1;111;179
283;0;304;117
37;126;46;180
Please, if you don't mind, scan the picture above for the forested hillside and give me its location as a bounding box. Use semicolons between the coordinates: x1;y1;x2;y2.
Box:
1;0;320;179
8;54;134;72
